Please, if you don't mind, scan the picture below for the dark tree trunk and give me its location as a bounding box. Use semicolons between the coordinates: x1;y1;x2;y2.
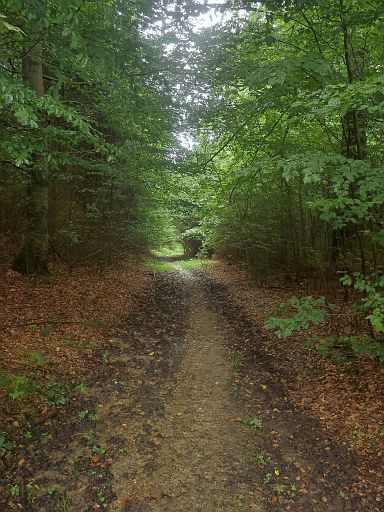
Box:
13;168;49;274
13;30;49;274
329;2;368;272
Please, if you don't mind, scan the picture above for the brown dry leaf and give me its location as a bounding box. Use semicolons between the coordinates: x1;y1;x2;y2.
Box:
0;258;153;419
123;497;133;508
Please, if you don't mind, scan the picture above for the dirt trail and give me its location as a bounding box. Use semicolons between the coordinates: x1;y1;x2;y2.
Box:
5;269;263;512
3;264;382;511
123;269;262;511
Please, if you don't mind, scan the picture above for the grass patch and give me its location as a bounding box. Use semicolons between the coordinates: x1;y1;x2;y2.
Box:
64;335;98;350
146;259;175;273
151;243;184;258
0;371;38;400
177;258;211;270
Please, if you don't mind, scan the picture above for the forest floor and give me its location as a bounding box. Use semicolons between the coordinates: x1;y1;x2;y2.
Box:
0;259;384;511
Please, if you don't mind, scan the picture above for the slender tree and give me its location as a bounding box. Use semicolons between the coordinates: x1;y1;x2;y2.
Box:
13;20;49;274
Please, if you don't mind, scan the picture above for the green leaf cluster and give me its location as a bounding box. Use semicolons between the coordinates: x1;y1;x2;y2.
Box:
265;296;327;337
306;335;384;363
342;273;384;334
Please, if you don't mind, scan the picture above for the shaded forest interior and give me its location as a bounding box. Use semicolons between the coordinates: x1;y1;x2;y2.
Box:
3;0;384;346
1;1;384;285
1;0;384;510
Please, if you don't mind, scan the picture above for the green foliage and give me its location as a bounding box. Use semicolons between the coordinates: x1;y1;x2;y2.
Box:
26;481;39;503
9;484;20;497
181;226;205;256
25;351;45;365
74;378;88;393
65;335;97;350
177;258;210;270
265;296;328;337
95;488;107;509
0;431;13;458
253;451;269;466
146;258;175;273
0;371;37;400
263;472;273;485
307;335;384;364
151;243;184;258
43;381;69;406
0;368;74;408
273;484;286;496
92;444;106;455
77;410;99;422
341;273;384;334
242;415;262;428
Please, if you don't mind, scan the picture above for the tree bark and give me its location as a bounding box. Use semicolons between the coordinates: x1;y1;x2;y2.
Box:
328;1;368;272
13;29;49;274
339;0;367;160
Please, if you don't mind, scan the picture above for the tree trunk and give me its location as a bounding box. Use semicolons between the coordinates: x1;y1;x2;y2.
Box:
13;31;49;274
329;1;368;272
339;1;368;159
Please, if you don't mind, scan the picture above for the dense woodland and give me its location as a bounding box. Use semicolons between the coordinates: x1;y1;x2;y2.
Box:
0;1;383;321
1;1;384;509
2;0;384;335
192;0;384;286
0;0;180;273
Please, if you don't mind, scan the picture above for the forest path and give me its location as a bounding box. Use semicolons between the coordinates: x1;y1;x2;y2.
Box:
20;267;263;512
116;265;263;511
6;265;378;511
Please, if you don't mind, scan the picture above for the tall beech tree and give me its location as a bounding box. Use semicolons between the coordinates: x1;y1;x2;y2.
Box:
0;0;178;273
13;19;48;273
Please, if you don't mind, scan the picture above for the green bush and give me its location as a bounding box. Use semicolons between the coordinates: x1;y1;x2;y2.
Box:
341;273;384;335
265;296;330;337
43;381;70;406
0;431;13;458
306;335;384;363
